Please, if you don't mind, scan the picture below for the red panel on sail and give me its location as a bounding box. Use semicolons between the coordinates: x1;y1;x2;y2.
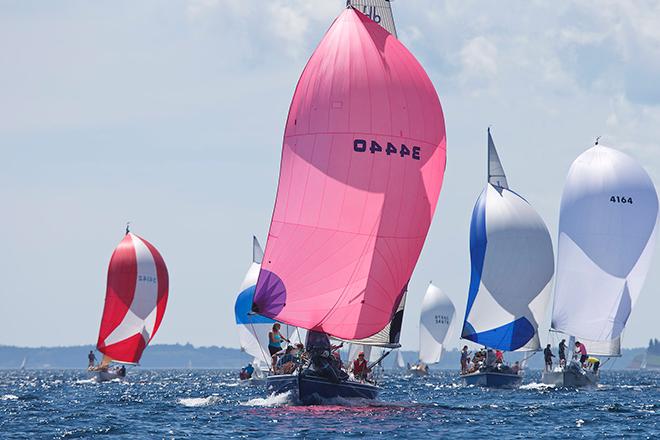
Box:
253;8;446;340
96;233;169;364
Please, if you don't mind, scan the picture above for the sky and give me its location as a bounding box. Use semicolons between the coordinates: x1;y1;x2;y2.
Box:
2;0;660;351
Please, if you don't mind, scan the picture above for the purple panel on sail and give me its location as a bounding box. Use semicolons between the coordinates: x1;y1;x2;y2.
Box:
253;270;286;317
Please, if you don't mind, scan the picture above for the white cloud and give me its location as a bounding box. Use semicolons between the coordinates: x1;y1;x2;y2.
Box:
460;37;497;76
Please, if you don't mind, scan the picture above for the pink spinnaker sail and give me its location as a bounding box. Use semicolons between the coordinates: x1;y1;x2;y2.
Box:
253;8;446;340
96;233;169;364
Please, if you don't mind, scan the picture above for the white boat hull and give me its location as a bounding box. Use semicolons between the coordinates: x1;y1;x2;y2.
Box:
542;369;598;388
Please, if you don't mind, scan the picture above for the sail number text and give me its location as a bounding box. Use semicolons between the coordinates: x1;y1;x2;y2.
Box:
353;139;420;160
434;315;450;325
610;196;633;204
138;275;157;284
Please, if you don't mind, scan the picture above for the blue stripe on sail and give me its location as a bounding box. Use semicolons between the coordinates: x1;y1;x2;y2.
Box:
462;188;488;332
461;316;535;351
235;286;275;325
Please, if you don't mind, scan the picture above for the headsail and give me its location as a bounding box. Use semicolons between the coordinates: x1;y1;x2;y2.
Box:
252;8;446;341
339;289;407;348
462;130;554;352
551;145;658;354
346;1;397;37
96;232;169;364
235;237;275;362
488;127;508;189
419;283;455;364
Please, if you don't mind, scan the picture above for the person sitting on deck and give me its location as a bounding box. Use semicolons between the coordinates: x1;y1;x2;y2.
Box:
575;341;588;367
460;346;470;374
239;363;255;380
276;346;298;374
88;351;96;369
352;352;371;381
511;361;520;375
495;350;504;364
485;349;496;368
543;344;555;371
118;365;126;377
558;339;567;367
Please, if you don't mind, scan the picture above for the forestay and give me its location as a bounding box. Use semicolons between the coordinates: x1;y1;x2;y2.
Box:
462;130;554;352
551;145;658;351
419;283;455;364
97;233;169;364
252;8;446;341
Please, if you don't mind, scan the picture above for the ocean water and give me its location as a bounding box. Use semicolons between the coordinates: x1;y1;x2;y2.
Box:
0;369;657;439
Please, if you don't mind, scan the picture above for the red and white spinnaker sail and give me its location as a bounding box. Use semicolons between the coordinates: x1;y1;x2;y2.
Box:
96;232;169;364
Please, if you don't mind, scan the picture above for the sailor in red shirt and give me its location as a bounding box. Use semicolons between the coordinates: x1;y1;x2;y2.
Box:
352;352;371;380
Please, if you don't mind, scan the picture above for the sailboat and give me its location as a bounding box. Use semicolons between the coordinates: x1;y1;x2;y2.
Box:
542;141;658;387
460;128;554;388
234;236;273;383
234;236;306;384
409;282;455;376
92;227;169;382
252;3;446;404
19;357;27;371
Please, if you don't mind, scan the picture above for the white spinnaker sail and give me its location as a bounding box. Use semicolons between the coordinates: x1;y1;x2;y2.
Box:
346;0;397;37
461;131;554;352
419;283;455;364
551;145;658;354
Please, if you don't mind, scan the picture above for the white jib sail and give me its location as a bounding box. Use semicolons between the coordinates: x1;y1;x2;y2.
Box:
419;283;455;364
551;145;659;352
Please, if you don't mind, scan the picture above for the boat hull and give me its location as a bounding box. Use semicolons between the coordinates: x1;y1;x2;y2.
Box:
265;373;380;405
298;374;380;405
461;371;521;388
95;371;124;382
541;370;598;388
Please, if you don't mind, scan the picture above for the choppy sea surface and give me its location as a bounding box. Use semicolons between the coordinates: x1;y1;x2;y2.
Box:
0;369;657;439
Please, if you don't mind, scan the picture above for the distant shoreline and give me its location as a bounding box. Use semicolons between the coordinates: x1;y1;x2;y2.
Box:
0;344;648;371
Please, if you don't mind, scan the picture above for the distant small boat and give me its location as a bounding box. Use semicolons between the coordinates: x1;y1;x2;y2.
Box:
543;141;658;387
19;357;27;371
460;128;554;388
234;236;304;384
409;282;455;376
91;227;169;382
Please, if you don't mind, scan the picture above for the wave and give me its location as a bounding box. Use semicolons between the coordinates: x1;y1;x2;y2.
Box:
241;391;293;407
178;395;223;407
520;382;555;391
1;394;18;401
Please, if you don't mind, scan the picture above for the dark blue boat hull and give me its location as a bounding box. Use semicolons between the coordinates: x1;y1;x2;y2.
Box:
265;373;380;405
461;371;522;388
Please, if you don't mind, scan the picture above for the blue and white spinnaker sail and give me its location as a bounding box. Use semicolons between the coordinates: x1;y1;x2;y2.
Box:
235;237;274;364
461;129;554;352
